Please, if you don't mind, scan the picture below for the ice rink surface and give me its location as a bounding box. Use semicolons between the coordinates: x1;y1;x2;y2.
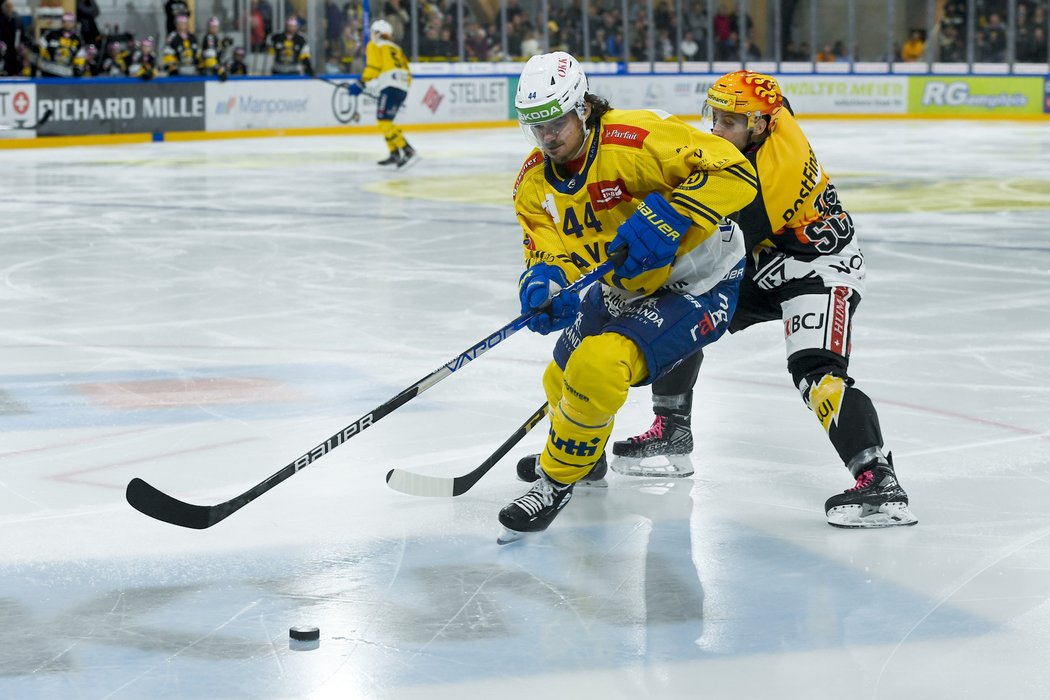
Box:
2;118;1049;699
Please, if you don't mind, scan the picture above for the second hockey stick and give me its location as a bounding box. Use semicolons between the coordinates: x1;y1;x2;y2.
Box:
126;249;625;529
385;402;547;497
0;107;54;132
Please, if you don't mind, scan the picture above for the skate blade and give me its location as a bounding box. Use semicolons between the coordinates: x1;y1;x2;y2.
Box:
577;477;608;489
496;527;528;545
610;455;694;478
827;502;918;529
397;155;420;171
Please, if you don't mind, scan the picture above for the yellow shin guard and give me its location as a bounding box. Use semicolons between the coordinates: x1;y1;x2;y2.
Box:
378;119;407;151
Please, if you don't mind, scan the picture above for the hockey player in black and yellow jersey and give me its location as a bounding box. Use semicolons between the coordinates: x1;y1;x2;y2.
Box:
37;13;86;78
496;52;758;544
162;14;199;76
199;17;228;80
268;16;313;76
348;19;416;168
615;70;917;529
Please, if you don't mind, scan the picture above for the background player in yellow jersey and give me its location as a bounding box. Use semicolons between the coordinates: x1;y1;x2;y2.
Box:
349;19;416;168
497;52;759;544
614;70;917;529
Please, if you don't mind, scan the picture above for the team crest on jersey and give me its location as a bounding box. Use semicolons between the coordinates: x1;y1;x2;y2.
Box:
587;179;633;211
512;152;543;200
601;123;649;148
541;193;561;223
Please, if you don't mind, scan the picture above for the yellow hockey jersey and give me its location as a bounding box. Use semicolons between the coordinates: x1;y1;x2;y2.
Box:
514;108;758;297
362;38;412;92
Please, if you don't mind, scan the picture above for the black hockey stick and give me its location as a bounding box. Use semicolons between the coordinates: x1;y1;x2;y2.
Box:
385;402;547;497
0;107;54;132
126;249;626;529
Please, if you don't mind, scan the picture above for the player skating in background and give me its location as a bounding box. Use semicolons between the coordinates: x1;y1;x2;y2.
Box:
497;52;758;544
614;70;917;529
349;19;416;168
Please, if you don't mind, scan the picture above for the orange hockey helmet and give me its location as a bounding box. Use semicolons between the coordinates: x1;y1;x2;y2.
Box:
705;70;784;130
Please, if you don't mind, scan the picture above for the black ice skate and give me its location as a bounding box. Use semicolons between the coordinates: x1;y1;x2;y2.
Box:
497;472;574;545
610;413;694;478
397;145;419;170
515;453;608;487
825;452;918;528
377;150;401;166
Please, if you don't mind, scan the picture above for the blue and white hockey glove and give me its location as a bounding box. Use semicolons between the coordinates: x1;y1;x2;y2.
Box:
347;80;365;96
518;263;580;335
609;192;692;279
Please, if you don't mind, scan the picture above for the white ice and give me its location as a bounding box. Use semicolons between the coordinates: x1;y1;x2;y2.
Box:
1;118;1049;700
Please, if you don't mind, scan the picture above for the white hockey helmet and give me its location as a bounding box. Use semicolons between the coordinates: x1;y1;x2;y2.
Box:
515;52;589;149
371;19;393;39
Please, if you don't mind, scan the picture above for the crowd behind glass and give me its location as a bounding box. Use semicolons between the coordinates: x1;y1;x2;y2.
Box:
0;0;1047;79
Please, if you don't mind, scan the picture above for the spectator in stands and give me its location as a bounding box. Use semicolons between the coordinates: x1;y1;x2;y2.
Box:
324;0;344;57
250;0;265;51
900;29;925;62
164;0;190;36
938;23;964;62
76;0;101;47
417;22;440;59
680;30;699;61
0;0;24;76
124;3;155;41
713;2;731;46
816;43;836;62
1019;25;1046;62
520;26;539;58
656;27;674;61
982;12;1007;61
464;19;489;60
381;0;410;45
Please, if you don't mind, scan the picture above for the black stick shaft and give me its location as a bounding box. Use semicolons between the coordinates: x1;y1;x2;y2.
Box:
385;402;548;497
126;250;624;528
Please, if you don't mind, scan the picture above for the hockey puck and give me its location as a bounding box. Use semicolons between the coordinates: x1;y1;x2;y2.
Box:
289;626;320;642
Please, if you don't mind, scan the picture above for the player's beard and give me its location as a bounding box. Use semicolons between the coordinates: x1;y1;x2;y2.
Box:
545;127;589;166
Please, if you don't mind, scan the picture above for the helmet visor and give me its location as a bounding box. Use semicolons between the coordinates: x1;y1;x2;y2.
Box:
518;111;582;150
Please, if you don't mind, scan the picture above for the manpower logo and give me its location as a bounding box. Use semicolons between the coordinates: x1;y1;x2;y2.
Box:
215;95;310;115
910;77;1042;115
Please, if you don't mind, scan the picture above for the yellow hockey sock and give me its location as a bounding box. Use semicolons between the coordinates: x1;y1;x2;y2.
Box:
540;333;647;484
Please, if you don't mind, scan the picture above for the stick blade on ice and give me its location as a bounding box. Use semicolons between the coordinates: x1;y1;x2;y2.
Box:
385;469;456;497
125;478;220;529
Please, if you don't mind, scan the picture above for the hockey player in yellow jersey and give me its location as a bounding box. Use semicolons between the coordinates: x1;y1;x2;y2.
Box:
497;52;759;544
348;19;416;168
614;70;918;529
